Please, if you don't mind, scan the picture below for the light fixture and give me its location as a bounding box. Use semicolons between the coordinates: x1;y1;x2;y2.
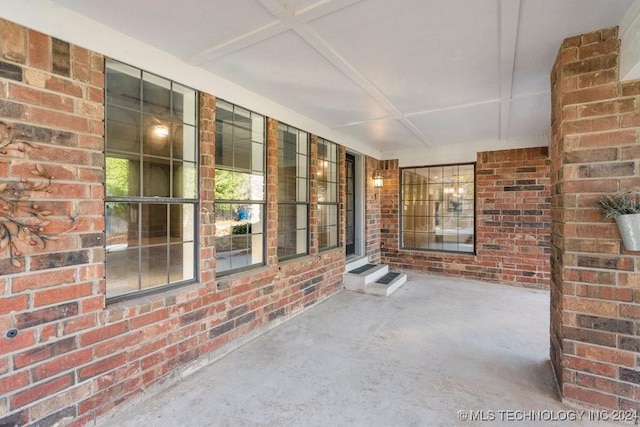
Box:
373;169;383;188
151;124;169;138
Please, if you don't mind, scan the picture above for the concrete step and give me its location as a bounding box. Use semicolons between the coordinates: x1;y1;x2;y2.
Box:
366;272;408;296
344;263;388;292
345;256;369;272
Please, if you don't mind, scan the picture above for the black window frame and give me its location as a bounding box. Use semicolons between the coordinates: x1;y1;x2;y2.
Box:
400;162;476;254
277;123;309;261
104;58;199;302
214;99;266;276
317;138;339;251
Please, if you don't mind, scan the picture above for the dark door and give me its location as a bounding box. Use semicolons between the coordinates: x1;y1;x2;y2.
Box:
345;153;355;256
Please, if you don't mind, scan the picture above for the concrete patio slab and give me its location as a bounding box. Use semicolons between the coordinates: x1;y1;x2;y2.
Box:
96;273;620;427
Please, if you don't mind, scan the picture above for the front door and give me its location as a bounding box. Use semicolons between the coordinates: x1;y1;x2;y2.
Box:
345;153;356;256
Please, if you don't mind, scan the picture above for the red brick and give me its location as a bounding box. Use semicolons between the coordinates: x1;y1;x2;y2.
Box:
27;29;50;70
563;83;619;106
577;130;638;148
10;373;73;408
0;294;29;315
563;384;618;409
94;332;142;358
78;353;127;381
565;355;617;378
80;321;128;346
33;283;93;307
43;75;83;98
32;348;92;381
1;329;36;354
1;20;26;63
575;343;635;367
13;337;76;369
0;370;29;394
9;84;74;112
577;38;618;61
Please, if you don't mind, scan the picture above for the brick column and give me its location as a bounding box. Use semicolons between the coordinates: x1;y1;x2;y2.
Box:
550;26;640;411
199;93;216;288
266;118;279;266
364;156;381;262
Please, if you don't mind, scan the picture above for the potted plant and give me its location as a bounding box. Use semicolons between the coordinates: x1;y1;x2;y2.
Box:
599;190;640;251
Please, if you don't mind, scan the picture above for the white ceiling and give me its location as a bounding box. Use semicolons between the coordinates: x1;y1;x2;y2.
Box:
21;0;640;157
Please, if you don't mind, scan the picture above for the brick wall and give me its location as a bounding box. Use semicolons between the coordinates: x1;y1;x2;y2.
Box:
380;147;551;287
550;26;640;411
0;19;345;426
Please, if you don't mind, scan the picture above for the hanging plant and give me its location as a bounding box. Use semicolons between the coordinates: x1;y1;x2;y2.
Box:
599;190;640;251
0;121;74;267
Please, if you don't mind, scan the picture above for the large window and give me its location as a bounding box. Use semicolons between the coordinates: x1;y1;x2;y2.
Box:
214;100;265;274
104;59;198;300
317;138;339;250
401;164;475;253
278;124;309;259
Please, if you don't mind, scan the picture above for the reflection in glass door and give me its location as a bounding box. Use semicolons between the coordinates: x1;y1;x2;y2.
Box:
346;153;355;256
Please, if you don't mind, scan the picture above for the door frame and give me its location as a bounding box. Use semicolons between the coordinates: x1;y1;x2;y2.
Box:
346;150;365;258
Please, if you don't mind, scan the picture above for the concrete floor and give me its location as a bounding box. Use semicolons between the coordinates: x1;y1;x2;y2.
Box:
96;273;619;427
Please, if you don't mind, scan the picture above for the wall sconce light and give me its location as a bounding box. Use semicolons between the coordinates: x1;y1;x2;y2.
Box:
373;169;383;188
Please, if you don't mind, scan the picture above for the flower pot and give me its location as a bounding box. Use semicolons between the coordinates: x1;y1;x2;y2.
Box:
615;213;640;251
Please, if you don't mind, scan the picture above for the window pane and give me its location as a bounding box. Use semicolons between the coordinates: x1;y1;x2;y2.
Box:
143;158;170;197
173;162;197;199
106;60;141;109
141;246;168;289
251;114;264;143
143;114;171;158
140;204;167;246
106;105;140;154
143;72;171;119
106;156;140;197
106;249;139;298
215;202;264;273
169;242;194;283
401;164;475;253
173;83;196;126
106;202;138;249
252;141;263;173
170;204;195;242
175;124;196;162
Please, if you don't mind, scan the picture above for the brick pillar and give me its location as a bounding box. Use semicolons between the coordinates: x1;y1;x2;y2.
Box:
550;26;640;411
199;93;216;288
266;118;279;266
364;156;382;262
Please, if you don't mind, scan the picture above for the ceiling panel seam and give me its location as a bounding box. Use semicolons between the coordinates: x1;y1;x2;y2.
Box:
498;0;521;141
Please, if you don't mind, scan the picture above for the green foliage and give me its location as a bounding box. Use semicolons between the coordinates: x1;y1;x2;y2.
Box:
106;157;130;197
215;169;249;200
232;223;251;234
599;191;640;218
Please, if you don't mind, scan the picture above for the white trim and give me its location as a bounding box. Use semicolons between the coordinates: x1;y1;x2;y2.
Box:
620;0;640;81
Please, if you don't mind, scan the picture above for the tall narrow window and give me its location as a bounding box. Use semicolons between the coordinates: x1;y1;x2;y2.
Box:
317;138;339;250
401;164;475;253
278;124;309;259
214;100;265;274
105;59;198;300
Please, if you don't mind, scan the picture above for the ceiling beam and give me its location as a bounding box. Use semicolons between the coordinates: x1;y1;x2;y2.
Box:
498;0;521;141
254;0;431;147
